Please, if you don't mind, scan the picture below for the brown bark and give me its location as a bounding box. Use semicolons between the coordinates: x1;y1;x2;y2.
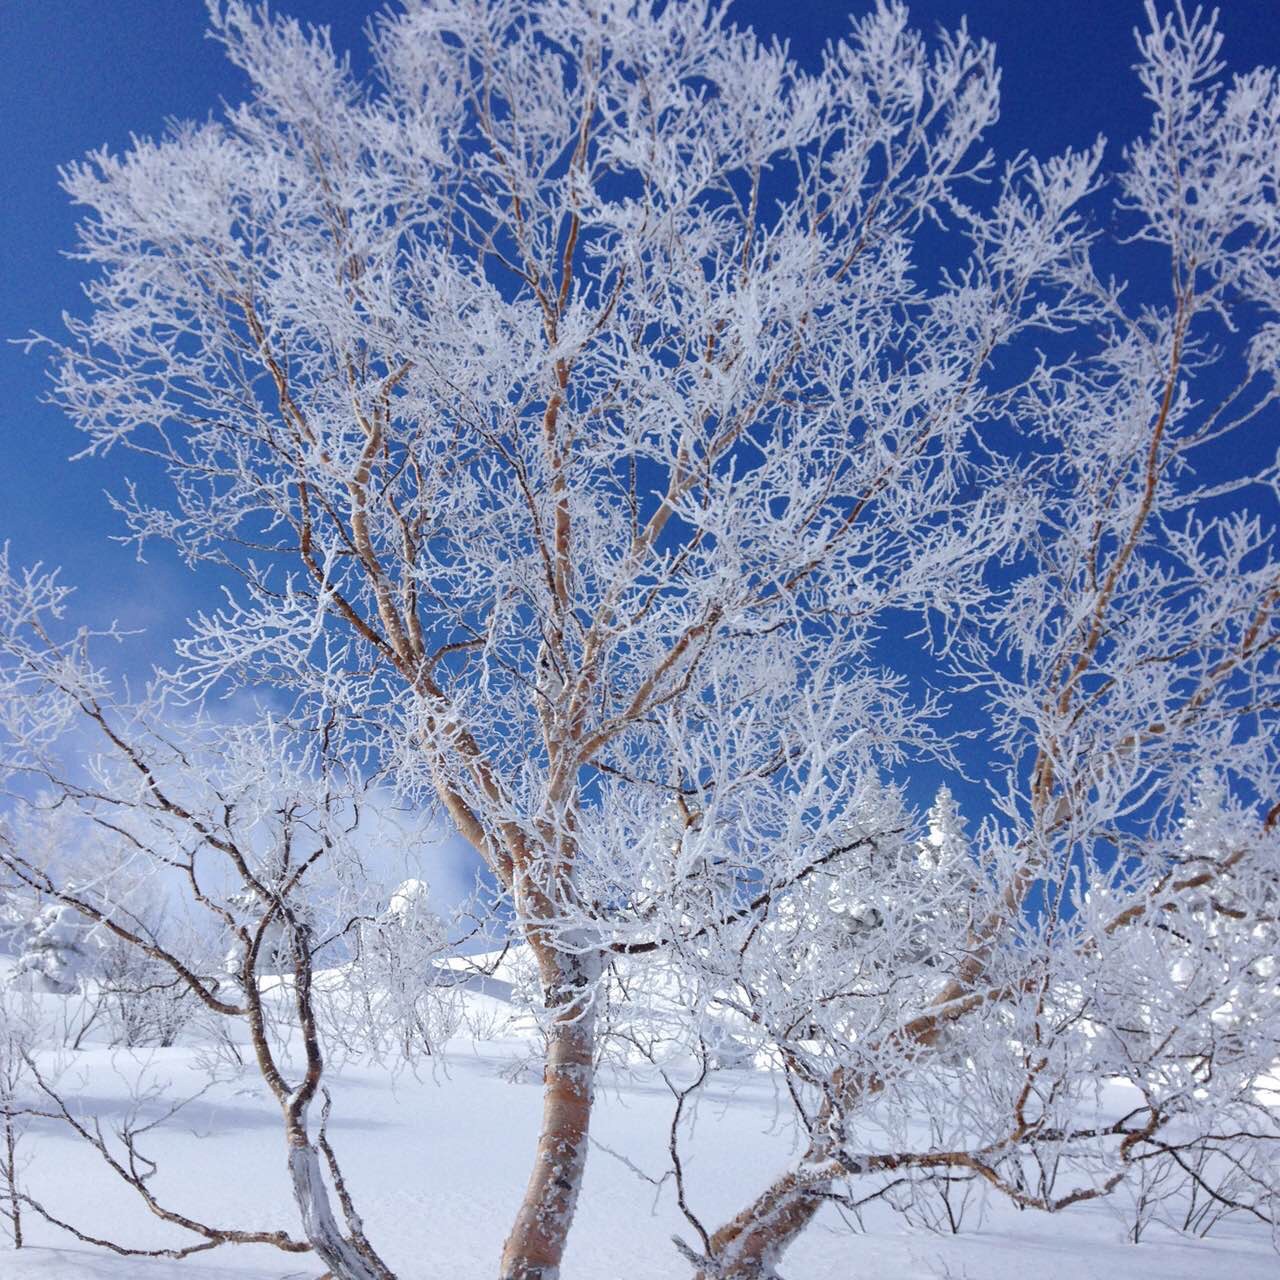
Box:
498;949;599;1280
697;1150;828;1280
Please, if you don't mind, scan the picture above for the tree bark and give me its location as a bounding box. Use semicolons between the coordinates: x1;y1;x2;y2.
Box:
696;1156;827;1280
288;1140;391;1280
498;948;600;1280
3;1100;21;1249
691;1108;841;1280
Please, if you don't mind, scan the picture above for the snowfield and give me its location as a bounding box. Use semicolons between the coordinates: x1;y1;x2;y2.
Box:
4;961;1275;1280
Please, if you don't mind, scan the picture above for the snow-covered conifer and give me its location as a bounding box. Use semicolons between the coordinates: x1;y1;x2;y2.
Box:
11;903;94;996
920;786;969;876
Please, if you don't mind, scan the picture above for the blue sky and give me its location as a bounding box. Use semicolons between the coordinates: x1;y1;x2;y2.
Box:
3;0;1278;680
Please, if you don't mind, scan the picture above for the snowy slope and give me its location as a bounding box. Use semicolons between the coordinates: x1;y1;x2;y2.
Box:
3;959;1276;1280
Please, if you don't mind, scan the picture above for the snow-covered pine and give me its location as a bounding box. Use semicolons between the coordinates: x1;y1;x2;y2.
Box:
920;786;969;876
10;903;93;996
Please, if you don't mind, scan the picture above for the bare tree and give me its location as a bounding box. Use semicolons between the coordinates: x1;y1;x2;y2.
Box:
0;992;36;1251
677;6;1280;1273
0;559;403;1276
19;1;1280;1277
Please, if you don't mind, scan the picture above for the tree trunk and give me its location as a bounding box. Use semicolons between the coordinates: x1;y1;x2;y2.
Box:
700;991;973;1274
695;1109;846;1280
288;1141;392;1280
3;1102;21;1249
498;948;600;1280
696;1159;827;1279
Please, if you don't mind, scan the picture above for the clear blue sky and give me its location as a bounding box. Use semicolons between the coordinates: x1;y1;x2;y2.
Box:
3;0;1279;679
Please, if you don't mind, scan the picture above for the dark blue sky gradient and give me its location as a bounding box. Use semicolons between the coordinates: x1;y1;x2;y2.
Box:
2;0;1278;710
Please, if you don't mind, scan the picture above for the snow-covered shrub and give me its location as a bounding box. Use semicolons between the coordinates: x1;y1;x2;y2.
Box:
98;928;195;1049
351;878;461;1062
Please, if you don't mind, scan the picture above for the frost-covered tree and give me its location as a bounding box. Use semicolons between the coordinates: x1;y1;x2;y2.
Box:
678;7;1280;1272
17;1;1280;1277
912;784;977;953
352;878;462;1061
10;903;93;996
920;786;968;875
35;3;1031;1271
0;556;422;1276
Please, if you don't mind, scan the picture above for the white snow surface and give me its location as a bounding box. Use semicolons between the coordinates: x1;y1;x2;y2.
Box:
4;956;1276;1280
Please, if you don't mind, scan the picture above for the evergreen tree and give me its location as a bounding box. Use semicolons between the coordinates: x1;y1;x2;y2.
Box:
12;902;94;995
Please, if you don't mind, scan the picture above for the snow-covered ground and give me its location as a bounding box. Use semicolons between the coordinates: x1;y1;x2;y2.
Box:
4;963;1276;1280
